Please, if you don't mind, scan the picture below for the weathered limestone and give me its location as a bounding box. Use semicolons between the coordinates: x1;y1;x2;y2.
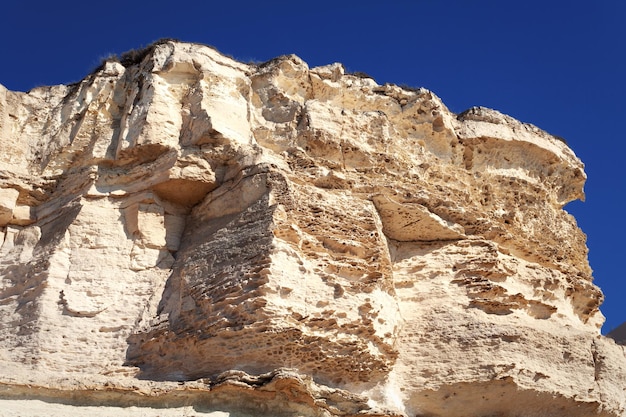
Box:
0;40;624;416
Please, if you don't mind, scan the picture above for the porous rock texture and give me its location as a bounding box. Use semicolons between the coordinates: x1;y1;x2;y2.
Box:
0;40;625;416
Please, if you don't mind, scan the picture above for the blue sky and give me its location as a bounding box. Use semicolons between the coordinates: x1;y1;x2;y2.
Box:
2;0;624;333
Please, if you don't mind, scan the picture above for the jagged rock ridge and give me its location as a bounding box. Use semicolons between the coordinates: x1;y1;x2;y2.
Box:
0;40;625;417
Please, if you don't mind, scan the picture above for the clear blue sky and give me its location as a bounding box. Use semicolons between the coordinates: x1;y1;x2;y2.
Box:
2;0;624;333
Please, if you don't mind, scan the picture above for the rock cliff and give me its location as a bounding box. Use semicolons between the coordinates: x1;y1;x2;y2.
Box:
1;40;625;417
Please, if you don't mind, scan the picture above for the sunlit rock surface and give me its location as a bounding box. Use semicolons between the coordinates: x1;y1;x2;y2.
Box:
1;40;624;417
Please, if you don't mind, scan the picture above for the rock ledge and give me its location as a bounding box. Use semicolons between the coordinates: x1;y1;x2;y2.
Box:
0;40;624;417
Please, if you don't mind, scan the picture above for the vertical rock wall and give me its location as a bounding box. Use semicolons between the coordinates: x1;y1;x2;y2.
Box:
0;40;624;416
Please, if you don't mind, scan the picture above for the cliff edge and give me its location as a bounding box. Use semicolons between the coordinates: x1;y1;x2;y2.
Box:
1;40;624;417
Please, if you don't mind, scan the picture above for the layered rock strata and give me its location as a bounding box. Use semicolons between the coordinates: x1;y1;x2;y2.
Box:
0;40;624;416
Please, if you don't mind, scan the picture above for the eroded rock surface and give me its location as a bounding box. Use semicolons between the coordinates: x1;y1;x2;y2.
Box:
1;40;624;417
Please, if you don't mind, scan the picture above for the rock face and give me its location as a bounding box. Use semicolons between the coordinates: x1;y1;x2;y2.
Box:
0;40;625;417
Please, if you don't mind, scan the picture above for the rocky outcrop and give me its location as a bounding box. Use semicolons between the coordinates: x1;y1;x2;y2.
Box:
1;40;624;417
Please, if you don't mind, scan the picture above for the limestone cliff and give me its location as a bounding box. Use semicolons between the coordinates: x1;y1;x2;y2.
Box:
0;40;625;417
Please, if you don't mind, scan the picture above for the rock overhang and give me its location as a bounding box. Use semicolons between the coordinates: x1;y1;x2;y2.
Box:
0;39;623;417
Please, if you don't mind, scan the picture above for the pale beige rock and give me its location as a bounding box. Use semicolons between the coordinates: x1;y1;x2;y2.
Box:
0;188;19;226
0;40;624;417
